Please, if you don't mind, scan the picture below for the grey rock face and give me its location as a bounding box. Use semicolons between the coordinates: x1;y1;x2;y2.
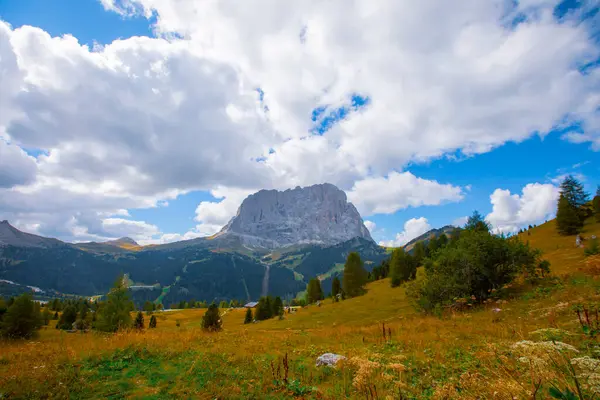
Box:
217;183;373;249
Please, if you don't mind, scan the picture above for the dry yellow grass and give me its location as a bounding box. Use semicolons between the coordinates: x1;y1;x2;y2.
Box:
1;219;599;399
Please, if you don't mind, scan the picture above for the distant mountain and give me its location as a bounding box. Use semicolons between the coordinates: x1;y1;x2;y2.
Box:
0;184;387;305
215;183;373;249
0;220;66;248
403;225;458;253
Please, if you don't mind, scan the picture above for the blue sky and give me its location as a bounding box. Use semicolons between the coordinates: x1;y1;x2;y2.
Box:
0;0;599;245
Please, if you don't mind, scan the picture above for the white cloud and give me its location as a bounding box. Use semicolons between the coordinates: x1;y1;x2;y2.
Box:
551;173;586;185
1;0;599;240
0;139;37;188
348;172;464;216
452;216;469;227
363;220;376;233
194;186;254;235
486;183;560;233
379;217;431;247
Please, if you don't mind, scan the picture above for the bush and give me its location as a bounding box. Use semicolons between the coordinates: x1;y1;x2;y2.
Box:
201;303;222;331
0;293;42;339
149;315;157;328
584;238;600;257
56;305;78;330
409;228;542;313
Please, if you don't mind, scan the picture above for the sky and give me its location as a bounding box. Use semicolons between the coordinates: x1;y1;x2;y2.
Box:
0;0;599;246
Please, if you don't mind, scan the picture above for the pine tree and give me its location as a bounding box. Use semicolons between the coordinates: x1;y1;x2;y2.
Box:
255;297;272;321
95;274;134;332
331;277;341;299
556;192;583;235
42;307;51;326
134;311;144;330
306;278;323;304
0;293;42;339
201;303;222;331
143;301;155;314
593;186;600;222
343;252;368;297
465;211;490;233
272;296;284;318
244;307;253;324
149;315;157;328
560;175;589;209
389;248;417;287
413;241;426;266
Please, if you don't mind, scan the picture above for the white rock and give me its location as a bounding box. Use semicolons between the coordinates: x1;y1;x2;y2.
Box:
316;353;346;367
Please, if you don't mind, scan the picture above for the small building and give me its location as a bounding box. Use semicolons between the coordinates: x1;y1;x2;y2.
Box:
244;301;258;308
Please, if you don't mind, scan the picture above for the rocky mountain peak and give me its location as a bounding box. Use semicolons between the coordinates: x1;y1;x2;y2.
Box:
217;183;373;248
0;220;65;248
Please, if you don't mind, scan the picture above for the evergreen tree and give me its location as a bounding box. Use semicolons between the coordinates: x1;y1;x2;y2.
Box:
218;300;228;309
560;175;589;209
95;274;134;332
255;297;273;321
413;241;426;266
244;307;253;324
57;305;78;330
306;278;324;304
42;307;51;326
389;248;417;287
272;296;284;318
149;315;157;328
593;186;600;222
0;293;42;339
556;193;583;235
437;234;448;248
331;276;341;299
201;303;222;331
143;301;155;314
342;252;368;297
134;311;144;330
465;211;490;233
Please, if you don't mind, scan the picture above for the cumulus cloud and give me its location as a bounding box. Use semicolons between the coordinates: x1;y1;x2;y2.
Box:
348;172;464;216
452;216;469;227
379;217;432;247
486;183;560;233
0;139;37;188
1;0;599;240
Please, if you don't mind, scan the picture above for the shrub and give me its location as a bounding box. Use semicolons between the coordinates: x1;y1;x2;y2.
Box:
409;228;542;313
149;315;157;328
584;238;600;257
201;303;222;331
56;305;78;330
0;293;42;339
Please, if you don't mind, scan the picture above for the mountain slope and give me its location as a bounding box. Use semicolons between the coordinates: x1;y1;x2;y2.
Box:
0;220;66;248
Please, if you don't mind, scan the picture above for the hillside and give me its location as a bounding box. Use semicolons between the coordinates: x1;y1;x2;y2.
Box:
2;217;599;398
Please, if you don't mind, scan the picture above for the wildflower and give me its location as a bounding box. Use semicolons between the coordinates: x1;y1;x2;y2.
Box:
571;357;600;393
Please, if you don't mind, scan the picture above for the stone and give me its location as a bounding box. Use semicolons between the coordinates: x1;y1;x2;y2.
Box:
216;183;373;249
316;353;346;367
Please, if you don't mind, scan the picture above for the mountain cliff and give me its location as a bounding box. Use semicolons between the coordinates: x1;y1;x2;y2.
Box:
216;183;373;249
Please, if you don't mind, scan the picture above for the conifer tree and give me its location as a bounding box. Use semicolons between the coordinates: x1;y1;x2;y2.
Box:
95;274;134;332
272;296;284;318
413;241;426;266
556;193;583;235
465;211;490;233
331;276;341;299
42;307;51;326
201;303;222;331
389;248;417;287
343;252;368;297
134;311;144;330
149;315;157;328
0;293;42;339
244;307;253;324
306;278;323;304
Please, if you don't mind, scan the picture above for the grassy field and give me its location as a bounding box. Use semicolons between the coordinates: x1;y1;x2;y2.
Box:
1;219;599;399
